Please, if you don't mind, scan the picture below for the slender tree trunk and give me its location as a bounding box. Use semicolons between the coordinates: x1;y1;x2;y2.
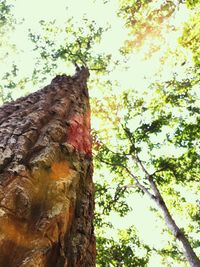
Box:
127;155;200;267
150;178;200;267
0;67;95;267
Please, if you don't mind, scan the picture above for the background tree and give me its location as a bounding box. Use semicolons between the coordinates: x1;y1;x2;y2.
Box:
93;1;199;266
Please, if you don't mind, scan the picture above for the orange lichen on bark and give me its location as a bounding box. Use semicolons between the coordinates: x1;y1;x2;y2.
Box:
50;160;72;180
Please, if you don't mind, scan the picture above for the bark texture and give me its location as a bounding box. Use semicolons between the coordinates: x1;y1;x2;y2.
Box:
0;67;95;267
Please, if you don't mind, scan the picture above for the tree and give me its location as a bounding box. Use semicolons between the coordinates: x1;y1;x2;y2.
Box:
1;0;199;266
93;1;200;266
0;67;95;266
94;78;200;266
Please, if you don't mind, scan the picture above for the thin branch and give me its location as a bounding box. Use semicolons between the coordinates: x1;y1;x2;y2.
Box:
89;67;106;71
100;158;156;200
65;46;87;66
132;154;162;198
135;154;149;177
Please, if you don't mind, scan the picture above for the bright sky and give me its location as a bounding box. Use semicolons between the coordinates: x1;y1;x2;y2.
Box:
1;1;195;266
5;0;191;96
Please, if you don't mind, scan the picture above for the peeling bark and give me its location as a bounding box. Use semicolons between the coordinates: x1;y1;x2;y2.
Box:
0;67;95;267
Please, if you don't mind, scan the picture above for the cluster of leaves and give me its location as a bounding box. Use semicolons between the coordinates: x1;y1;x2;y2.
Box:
28;17;112;84
179;6;200;67
0;1;30;104
95;180;131;218
96;228;151;267
118;0;200;59
0;0;15;39
157;241;187;266
0;64;18;102
118;0;178;53
0;0;16;103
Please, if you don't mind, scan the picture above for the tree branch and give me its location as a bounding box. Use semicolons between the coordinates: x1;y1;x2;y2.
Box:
100;158;155;200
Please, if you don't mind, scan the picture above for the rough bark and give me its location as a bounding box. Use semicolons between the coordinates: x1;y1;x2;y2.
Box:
0;67;95;267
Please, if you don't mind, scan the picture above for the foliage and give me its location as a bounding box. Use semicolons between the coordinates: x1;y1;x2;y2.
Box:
0;0;15;38
0;0;17;103
92;1;200;263
118;0;200;57
0;0;30;104
118;0;177;54
96;228;150;267
28;17;112;84
93;65;200;263
179;6;200;67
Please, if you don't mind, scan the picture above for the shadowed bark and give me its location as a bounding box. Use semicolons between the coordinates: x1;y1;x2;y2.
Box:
0;67;95;267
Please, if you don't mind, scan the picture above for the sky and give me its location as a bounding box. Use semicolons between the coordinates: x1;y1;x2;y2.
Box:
1;1;196;266
5;0;191;97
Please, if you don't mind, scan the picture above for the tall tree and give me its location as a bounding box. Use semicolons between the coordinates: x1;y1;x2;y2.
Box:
0;0;199;266
94;77;200;266
0;67;95;267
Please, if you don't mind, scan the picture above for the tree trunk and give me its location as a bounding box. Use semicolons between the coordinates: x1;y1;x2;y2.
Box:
152;183;200;267
127;155;200;267
0;67;95;267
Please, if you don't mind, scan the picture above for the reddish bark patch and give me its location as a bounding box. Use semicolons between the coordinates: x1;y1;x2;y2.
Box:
67;112;92;157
